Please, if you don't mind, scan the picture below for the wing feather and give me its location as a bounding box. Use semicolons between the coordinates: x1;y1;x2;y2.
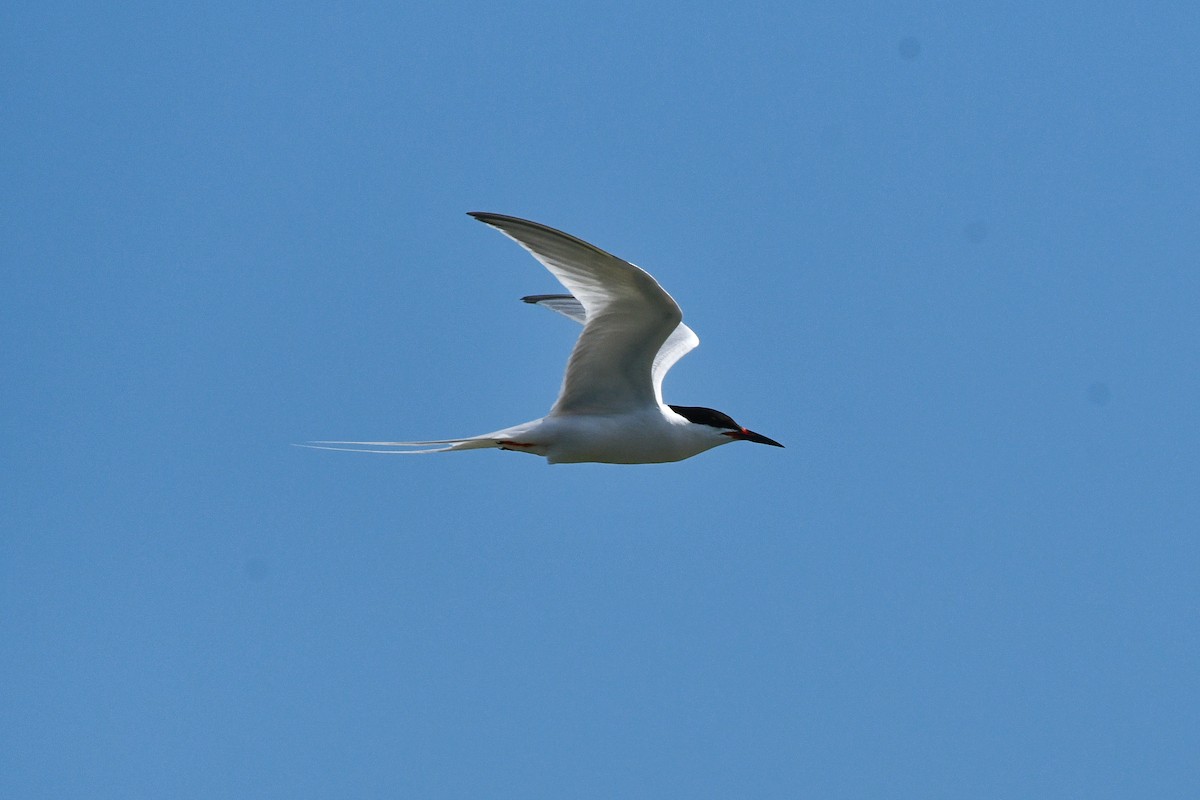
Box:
472;213;683;414
522;293;698;405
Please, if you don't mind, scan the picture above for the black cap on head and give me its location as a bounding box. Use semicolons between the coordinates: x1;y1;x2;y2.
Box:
668;405;740;430
668;405;783;447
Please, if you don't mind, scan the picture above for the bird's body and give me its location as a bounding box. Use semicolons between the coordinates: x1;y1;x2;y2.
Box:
305;213;782;464
426;406;738;465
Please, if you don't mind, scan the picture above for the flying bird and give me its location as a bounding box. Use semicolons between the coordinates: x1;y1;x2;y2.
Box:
304;213;783;464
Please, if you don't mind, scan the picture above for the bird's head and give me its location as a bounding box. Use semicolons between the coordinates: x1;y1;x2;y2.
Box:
668;405;784;449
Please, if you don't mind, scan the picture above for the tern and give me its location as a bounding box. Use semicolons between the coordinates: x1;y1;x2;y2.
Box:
305;212;783;464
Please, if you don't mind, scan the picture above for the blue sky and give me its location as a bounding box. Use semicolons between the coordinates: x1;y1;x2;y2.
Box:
3;2;1198;797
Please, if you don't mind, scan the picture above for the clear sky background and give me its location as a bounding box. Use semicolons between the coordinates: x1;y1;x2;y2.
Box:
3;2;1198;798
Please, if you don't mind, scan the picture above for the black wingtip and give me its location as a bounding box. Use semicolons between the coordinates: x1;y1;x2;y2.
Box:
521;293;574;304
467;211;506;224
469;211;544;229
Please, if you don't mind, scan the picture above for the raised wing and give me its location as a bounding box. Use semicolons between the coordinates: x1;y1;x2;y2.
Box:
471;213;683;414
523;293;699;406
651;320;700;405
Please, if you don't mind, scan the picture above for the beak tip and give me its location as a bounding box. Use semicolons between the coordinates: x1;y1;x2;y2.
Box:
740;429;784;448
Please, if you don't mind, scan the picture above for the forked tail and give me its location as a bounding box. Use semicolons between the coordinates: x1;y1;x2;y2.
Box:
294;437;500;454
296;420;545;455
